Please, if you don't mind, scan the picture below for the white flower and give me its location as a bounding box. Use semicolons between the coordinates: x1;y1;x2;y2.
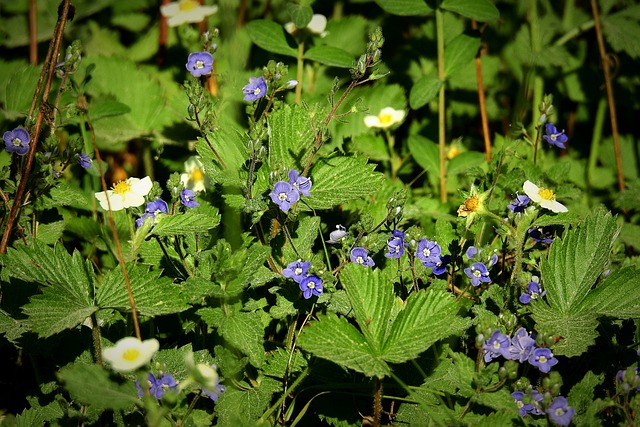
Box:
522;180;567;213
180;156;210;192
160;0;218;27
284;14;328;37
364;107;406;129
102;337;159;373
95;176;152;211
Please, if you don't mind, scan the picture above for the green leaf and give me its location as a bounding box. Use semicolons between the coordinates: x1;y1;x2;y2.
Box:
287;3;313;28
531;208;619;356
567;371;604;427
304;45;354;68
88;99;131;121
96;264;190;317
216;379;280;426
267;104;315;172
198;308;266;367
245;20;297;57
444;33;481;79
150;209;220;237
440;0;500;22
305;155;384;210
1;64;40;120
37;182;94;211
408;135;439;176
583;267;640;318
297;311;391;378
374;0;432;16
0;309;28;345
409;75;443;110
602;10;640;59
58;363;138;410
34;221;65;245
282;216;321;262
447;151;485;175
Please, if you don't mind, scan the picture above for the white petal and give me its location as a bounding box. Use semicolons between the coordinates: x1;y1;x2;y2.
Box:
160;2;180;17
102;337;159;372
364;115;381;128
522;180;542;203
95;190;125;211
121;192;146;208
284;22;296;34
307;14;327;34
540;199;568;213
130;176;153;196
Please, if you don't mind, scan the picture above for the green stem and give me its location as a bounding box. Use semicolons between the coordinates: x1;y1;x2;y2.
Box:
586;97;607;202
436;5;447;203
295;39;304;105
257;366;310;424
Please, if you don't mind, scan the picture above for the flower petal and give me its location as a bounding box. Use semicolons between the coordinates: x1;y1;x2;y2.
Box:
522;180;542;203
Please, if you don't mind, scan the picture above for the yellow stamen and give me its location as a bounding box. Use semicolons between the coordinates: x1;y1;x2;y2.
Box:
378;112;393;125
113;181;131;195
179;0;199;12
538;187;555;200
122;348;140;361
191;168;204;182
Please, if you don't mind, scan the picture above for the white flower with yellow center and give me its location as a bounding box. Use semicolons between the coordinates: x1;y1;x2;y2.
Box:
95;176;153;211
364;107;406;129
160;0;218;27
180;156;210;193
102;337;159;373
522;180;567;213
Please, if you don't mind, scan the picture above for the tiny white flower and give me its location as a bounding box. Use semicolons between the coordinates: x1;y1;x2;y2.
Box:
326;224;346;244
522;180;567;213
160;0;218;27
180;156;210;193
364;107;406;129
284;14;328;37
102;337;159;373
95;176;152;211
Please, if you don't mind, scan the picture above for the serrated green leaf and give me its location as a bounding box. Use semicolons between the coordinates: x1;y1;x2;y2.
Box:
583;267;640;318
37;182;95;211
245;20;297;57
267;104;315;172
297;312;391;378
216;379;279;426
568;371;604;427
282;216;320;263
2;64;40;120
304;45;354;68
374;0;432;16
58;363;138;410
444;33;481;79
0;308;28;345
34;221;65;245
602;13;640;59
441;0;499;22
96;264;190;317
150;209;220;237
23;288;97;338
198;308;266;367
305;155;383;210
409;75;442;110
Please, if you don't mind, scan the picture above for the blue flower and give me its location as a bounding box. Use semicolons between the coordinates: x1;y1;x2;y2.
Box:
180;189;200;208
431;255;451;275
269;181;299;212
464;262;491;287
135;373;178;399
282;260;311;283
3;127;30;156
512;390;543;416
519;279;546;304
528;347;558;373
507;327;536;362
465;246;478;259
351;247;375;267
416;239;441;266
482;330;511;362
546;396;574;426
528;226;554;243
288;169;312;196
385;230;406;259
299;275;323;299
202;365;226;401
77;153;92;169
543;123;568;149
243;76;267;101
136;199;169;228
186;51;214;77
508;194;530;213
616;367;640;392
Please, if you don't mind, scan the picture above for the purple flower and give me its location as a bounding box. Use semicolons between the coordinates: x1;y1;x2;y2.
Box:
243;76;267;101
512;390;544;416
135;373;178;399
616;367;640;392
186;51;214;77
385;230;406;259
507;328;536;362
3;127;30;156
465;246;478;259
416;239;441;266
528;226;555;244
180;189;200;208
270;181;299;212
546;396;574;426
77;153;92;169
464;262;491;287
299;275;323;299
431;255;451;275
482;330;511;363
488;253;499;268
288;169;312;196
508;194;530;213
528;347;558;373
202;367;226;401
543;123;568;149
519;279;546;304
351;247;375;267
136;199;169;228
282;260;311;283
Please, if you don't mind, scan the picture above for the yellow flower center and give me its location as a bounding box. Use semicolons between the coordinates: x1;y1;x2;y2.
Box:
113;181;131;195
122;348;140;361
196;60;205;69
378;112;394;125
307;281;316;289
295;267;302;275
538;187;556;201
179;0;199;12
12;137;22;147
191;168;204;182
447;146;462;160
253;87;262;95
538;355;547;363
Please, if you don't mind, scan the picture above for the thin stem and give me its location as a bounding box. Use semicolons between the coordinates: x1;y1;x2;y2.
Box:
436;5;447;203
471;20;491;162
295;39;304;105
28;0;37;65
528;0;544;163
591;0;625;192
373;377;382;427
